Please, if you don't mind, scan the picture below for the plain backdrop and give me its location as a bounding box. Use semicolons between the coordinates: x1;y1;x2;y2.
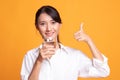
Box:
0;0;120;80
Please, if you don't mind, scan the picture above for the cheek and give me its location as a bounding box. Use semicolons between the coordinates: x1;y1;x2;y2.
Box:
54;27;60;33
57;26;61;33
57;27;60;32
37;27;46;36
38;27;45;32
54;24;61;32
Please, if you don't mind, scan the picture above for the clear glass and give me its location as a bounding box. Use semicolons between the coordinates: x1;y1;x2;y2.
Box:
43;38;56;48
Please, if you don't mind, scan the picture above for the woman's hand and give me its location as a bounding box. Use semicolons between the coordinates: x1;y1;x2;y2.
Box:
37;42;56;62
74;23;104;61
74;23;91;43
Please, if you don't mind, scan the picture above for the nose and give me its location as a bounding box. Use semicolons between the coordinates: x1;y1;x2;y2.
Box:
46;24;52;31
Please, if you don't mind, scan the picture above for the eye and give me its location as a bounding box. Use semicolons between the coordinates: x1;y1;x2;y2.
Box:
51;21;56;24
39;22;47;27
40;23;45;26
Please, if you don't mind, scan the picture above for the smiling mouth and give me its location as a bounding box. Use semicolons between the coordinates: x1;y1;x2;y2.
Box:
45;32;54;37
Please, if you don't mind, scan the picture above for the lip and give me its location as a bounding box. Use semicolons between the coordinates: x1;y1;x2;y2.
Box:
45;32;54;37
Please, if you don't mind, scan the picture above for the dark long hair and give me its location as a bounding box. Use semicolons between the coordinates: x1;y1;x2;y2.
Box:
35;5;62;42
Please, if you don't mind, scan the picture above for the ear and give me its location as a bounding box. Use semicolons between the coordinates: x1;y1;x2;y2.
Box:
59;23;62;28
35;24;39;30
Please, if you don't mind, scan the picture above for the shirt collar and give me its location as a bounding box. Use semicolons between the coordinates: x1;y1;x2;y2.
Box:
59;43;69;54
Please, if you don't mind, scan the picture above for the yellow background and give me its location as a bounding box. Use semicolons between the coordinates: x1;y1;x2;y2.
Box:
0;0;120;80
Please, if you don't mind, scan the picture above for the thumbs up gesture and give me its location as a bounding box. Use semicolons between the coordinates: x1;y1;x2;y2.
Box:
74;23;91;42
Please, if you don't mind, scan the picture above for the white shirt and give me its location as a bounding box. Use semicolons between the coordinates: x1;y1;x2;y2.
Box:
21;44;110;80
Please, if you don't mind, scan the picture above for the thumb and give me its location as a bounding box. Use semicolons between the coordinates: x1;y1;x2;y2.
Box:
80;22;84;32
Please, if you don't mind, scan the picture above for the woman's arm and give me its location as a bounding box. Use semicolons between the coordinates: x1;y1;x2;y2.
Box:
86;37;104;61
74;23;110;77
28;55;42;80
28;44;56;80
74;23;104;61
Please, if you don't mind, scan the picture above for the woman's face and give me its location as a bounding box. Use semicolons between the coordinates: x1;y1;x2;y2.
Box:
37;13;61;41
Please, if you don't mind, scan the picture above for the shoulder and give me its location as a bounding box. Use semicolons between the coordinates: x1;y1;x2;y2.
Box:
24;47;39;59
65;46;80;52
21;47;40;73
63;45;89;58
63;45;84;55
63;45;81;53
27;47;39;54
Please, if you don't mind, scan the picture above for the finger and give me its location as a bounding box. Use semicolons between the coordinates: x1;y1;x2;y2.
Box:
41;50;55;55
44;52;55;59
74;33;80;39
74;30;81;36
46;50;55;54
41;51;55;59
41;45;56;51
46;47;56;51
74;35;82;40
76;37;84;41
80;22;84;32
74;31;83;38
42;55;52;59
47;54;53;59
41;46;56;53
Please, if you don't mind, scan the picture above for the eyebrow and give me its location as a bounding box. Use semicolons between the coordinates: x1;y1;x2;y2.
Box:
39;19;55;23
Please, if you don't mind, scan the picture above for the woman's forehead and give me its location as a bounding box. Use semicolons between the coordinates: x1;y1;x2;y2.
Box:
38;13;53;22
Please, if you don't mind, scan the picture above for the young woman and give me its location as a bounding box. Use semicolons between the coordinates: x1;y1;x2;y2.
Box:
21;5;110;80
